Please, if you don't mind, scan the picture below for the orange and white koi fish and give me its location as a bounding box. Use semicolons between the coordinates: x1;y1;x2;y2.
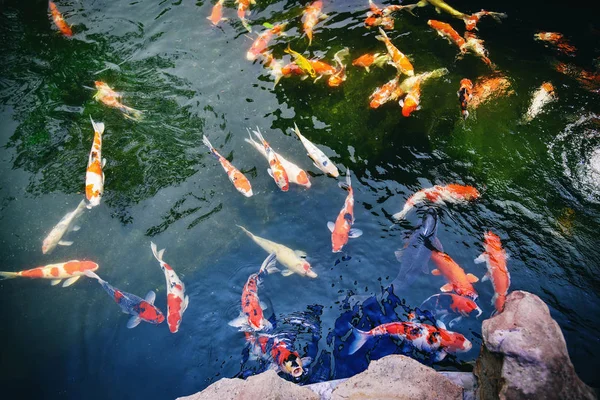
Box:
207;0;227;26
369;76;403;109
352;52;390;73
463;32;493;66
202;135;253;197
535;32;576;56
327;47;350;87
458;78;473;119
247;23;287;61
400;78;421;117
85;117;105;209
150;242;189;333
463;10;507;32
523;82;557;122
42;199;87;254
236;0;255;32
93;81;143;121
0;260;99;287
303;1;326;46
375;28;414;76
431;250;479;300
365;0;394;30
229;253;276;331
392;183;480;220
270;337;311;377
49;1;73;37
245;128;310;188
292;123;339;177
474;231;510;314
427;19;466;51
249;128;290;191
421;293;482;327
328;170;362;252
469;75;512;109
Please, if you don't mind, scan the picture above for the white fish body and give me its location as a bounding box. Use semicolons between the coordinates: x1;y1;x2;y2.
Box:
42;199;87;254
524;82;556;122
292;123;339;177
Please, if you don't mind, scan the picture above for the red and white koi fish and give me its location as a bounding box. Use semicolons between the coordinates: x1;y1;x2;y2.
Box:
247;23;287;61
207;0;227;26
49;1;72;37
469;75;513;109
458;78;473;119
535;32;576;56
463;32;493;67
245;128;311;188
474;231;510;314
392;183;480;220
202;135;253;197
303;1;326;46
523;82;556;122
348;320;472;360
369;76;403;109
93;81;142;121
292;123;339;177
236;0;255;31
85;117;105;209
352;52;390;73
375;28;414;76
270;337;311;378
0;260;99;287
229;253;277;331
431;250;479;300
249;128;289;191
421;293;482;327
151;242;189;333
400;78;421;117
463;10;507;31
327;48;350;87
427;19;466;51
328;170;363;252
42;199;87;254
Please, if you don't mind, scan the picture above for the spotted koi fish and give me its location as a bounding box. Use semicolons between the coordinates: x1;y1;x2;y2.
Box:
84;270;165;328
151;242;189;333
207;0;227;26
303;0;326;46
49;1;72;37
0;260;99;287
85;117;105;209
202;135;253;197
427;19;466;51
458;78;473;119
369;76;403;109
247;23;287;61
292;123;338;177
392;183;480;220
431;250;479;300
328;170;363;252
400;78;421;117
93;81;143;121
375;28;414;76
475;231;510;314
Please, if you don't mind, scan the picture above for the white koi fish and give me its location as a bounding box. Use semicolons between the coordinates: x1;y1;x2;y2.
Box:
523;82;556;122
42;199;87;254
292;123;338;177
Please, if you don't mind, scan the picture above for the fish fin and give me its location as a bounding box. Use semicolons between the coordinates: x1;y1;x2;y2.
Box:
50;279;62;286
313;161;323;170
83;270;101;281
70;225;81;232
466;273;479;283
145;291;156;305
228;314;248;328
399;99;404;107
294;250;308;258
127;315;142;329
474;253;487;264
505;253;510;260
440;283;453;292
392;207;410;221
433;350;448;362
435;7;441;13
348;324;370;355
431;268;442;276
62;276;81;287
259;253;277;276
301;356;312;366
281;269;294;277
327;221;335;232
436;319;447;330
491;292;498;306
262;319;273;331
319;13;328;20
421;261;430;274
150;241;165;263
58;240;73;246
365;66;370;73
267;168;274;178
481;272;490;282
394;249;404;262
259;301;268;310
102;158;106;168
183;295;190;313
266;264;281;275
348;228;363;238
448;316;462;328
89;116;105;136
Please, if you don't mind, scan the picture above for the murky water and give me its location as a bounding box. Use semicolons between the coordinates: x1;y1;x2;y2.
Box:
1;0;599;398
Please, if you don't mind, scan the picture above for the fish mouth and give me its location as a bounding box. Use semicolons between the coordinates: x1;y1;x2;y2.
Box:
306;271;318;278
291;367;303;377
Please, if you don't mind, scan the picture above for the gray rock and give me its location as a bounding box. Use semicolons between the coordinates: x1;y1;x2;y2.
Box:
177;370;319;400
331;354;463;400
475;290;596;400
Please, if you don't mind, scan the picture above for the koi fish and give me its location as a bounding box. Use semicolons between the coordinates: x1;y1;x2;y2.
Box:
382;4;420;16
327;48;350;87
352;52;390;73
421;293;482;327
49;1;72;37
348;320;472;360
463;32;493;66
474;231;510;314
535;32;576;56
458;78;473;119
93;81;143;121
398;67;448;93
247;23;287;61
202;135;253;197
369;76;403;109
303;1;326;46
84;270;165;328
463;10;507;32
207;0;227;26
229;253;277;331
328;170;363;252
523;82;557;122
284;44;317;78
85;117;105;209
427;19;466;50
292;123;338;177
413;0;466;19
0;260;99;287
365;1;394;30
245;128;310;188
249;128;289;191
236;0;255;32
554;62;600;93
237;225;317;278
150;242;189;333
392;183;480;220
375;28;414;76
400;79;421;117
431;250;479;299
469;75;512;109
270;336;311;378
42;199;87;254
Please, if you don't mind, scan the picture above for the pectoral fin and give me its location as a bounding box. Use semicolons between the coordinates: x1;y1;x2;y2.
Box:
70;225;81;232
102;158;107;168
259;301;268;310
59;240;74;246
294;250;308;258
50;279;62;286
62;276;81;287
145;291;156;305
281;269;294;277
228;314;248;328
183;295;190;313
327;221;335;232
466;273;479;283
431;268;442;276
474;253;487;264
127;315;142;329
440;283;453;292
267;168;274;178
394;249;404;262
348;228;363;238
481;272;490;282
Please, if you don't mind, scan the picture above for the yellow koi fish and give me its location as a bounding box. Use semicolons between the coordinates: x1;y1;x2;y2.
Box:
284;44;316;79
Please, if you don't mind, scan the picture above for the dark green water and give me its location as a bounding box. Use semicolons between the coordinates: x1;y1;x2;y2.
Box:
1;0;599;398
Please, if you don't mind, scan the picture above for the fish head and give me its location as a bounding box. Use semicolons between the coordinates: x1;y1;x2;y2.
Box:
80;261;100;272
483;231;502;250
42;238;56;255
460;78;473;91
464;15;478;31
438;328;472;353
138;301;165;324
281;352;304;378
298;261;317;278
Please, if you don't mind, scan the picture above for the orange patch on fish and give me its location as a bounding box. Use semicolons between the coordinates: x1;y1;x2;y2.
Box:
21;267;44;278
167;293;183;332
51;267;59;277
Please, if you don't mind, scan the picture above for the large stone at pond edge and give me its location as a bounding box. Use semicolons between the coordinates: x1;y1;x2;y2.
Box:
177;370;319;400
475;290;596;400
331;354;462;400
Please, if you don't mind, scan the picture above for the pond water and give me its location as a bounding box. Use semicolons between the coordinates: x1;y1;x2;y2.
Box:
1;0;599;398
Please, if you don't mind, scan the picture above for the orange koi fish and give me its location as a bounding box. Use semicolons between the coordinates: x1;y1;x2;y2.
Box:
93;81;142;121
463;32;493;66
202;135;253;197
554;62;600;93
392;183;480;220
207;0;227;26
463;10;507;32
352;52;390;72
369;76;403;109
303;1;326;46
0;260;99;287
475;231;510;314
375;28;414;76
421;293;482;327
458;78;473;119
431;251;479;300
535;32;576;56
327;48;350;87
49;1;73;37
247;23;287;61
427;19;466;51
400;79;421;117
469;75;512;109
85;117;105;209
236;0;255;32
250;128;289;191
328;170;363;253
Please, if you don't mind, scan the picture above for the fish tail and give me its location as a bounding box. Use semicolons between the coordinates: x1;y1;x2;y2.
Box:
237;225;254;239
202;135;221;160
89;116;105;136
348;324;371;355
420;293;441;308
375;27;388;42
392;206;410;221
252;127;266;145
338;168;351;191
0;271;18;280
258;252;277;277
83;269;101;281
292;122;303;139
284;43;292;55
120;105;143;121
150;241;166;264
